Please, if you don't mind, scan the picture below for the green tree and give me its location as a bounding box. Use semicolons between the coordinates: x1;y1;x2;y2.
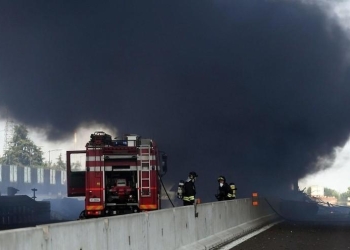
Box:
306;187;311;195
339;187;350;202
324;187;339;199
53;153;66;170
0;124;43;166
71;160;82;170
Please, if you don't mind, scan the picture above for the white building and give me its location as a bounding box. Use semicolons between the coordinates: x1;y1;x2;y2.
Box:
310;185;324;197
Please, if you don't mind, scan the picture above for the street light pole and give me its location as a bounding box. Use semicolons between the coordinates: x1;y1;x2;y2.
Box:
47;149;62;166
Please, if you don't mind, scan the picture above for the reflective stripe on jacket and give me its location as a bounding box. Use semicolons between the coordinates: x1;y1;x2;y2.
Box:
183;195;195;201
230;184;237;197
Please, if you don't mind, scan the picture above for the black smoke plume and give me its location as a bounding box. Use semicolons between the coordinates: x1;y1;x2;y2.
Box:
0;1;349;201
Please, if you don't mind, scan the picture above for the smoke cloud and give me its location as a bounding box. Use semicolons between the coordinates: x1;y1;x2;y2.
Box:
0;0;350;200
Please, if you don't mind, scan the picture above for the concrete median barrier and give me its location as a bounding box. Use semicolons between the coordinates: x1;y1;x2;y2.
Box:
0;198;278;250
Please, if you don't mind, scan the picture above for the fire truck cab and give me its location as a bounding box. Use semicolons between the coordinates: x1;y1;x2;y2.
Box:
66;131;167;218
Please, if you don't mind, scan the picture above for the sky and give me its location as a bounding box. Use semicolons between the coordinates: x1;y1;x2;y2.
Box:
1;0;350;201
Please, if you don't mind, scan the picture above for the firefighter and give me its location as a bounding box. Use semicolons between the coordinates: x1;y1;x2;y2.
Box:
215;176;231;201
182;171;198;206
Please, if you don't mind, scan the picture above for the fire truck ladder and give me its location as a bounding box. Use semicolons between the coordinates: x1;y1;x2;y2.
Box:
140;145;151;197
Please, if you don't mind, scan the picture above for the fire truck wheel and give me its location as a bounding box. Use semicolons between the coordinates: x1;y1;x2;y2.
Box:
78;210;86;220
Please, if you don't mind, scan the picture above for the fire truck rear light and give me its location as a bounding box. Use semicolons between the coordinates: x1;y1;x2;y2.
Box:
89;198;101;202
87;211;101;215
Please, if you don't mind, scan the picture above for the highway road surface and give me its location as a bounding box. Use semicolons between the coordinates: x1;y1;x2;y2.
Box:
223;221;350;250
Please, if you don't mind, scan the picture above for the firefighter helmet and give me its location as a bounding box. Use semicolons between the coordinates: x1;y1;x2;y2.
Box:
189;171;198;179
217;176;225;182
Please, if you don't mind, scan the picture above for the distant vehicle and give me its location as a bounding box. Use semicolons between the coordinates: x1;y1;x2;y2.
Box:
66;131;167;218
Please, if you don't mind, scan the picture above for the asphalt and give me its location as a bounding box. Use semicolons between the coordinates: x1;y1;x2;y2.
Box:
230;221;350;250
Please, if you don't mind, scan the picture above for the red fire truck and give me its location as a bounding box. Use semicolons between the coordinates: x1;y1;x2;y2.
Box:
66;132;167;218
